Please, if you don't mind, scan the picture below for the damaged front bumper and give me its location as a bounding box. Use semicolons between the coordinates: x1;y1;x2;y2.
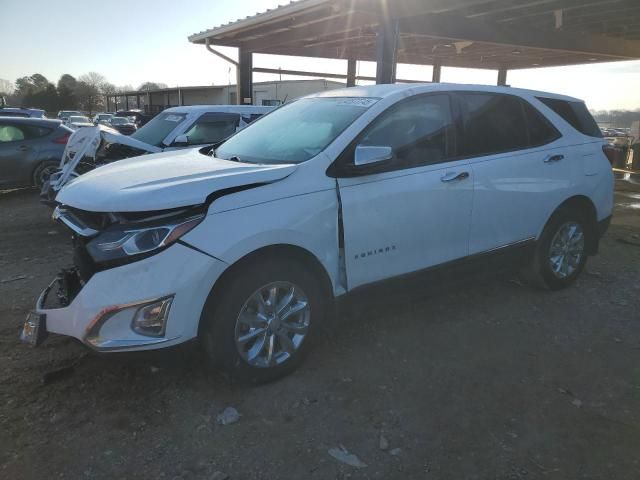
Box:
21;243;227;352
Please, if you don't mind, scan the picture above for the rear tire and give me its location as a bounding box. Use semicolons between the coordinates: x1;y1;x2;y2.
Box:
522;208;590;290
200;257;325;384
32;161;59;188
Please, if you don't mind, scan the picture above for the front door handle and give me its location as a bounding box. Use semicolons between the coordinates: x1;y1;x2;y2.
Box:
544;154;564;163
441;171;470;183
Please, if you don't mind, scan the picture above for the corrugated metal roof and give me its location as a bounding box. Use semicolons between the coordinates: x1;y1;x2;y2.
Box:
189;0;328;44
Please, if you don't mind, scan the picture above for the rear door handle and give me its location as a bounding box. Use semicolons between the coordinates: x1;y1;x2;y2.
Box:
441;171;470;183
544;154;564;163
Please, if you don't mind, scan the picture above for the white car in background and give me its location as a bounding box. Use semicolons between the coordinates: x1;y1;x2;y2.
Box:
93;113;114;125
65;115;93;130
42;105;273;202
25;84;613;384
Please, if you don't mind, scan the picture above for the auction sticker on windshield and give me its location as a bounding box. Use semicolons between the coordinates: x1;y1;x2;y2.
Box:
335;98;379;107
164;115;183;122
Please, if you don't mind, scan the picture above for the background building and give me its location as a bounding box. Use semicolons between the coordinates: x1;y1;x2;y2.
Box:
106;79;344;114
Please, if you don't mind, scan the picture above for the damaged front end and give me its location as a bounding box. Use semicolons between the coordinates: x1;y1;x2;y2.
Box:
40;126;161;206
22;204;207;349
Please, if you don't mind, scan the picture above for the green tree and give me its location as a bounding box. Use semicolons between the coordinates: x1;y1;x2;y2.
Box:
57;74;78;109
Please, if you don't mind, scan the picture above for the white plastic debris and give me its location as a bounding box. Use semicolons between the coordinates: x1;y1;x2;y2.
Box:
328;446;367;468
216;407;241;425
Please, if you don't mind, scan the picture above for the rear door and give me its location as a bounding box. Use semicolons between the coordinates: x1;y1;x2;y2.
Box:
336;93;473;289
457;92;575;254
0;121;42;186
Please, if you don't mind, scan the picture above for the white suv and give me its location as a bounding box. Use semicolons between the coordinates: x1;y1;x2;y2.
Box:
23;84;614;383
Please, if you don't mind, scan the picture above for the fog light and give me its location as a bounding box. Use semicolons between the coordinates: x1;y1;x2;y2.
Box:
132;297;173;337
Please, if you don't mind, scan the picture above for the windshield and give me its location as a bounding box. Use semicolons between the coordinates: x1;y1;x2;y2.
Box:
214;97;378;164
98;114;112;120
131;111;186;146
70;116;89;123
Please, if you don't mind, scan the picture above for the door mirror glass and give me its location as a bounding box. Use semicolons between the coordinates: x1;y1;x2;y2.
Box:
354;145;393;166
173;134;189;145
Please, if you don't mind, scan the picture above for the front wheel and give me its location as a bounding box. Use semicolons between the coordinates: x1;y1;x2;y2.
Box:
200;258;325;383
523;209;590;290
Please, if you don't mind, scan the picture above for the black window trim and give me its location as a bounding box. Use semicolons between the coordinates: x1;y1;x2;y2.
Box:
327;91;459;178
451;91;562;162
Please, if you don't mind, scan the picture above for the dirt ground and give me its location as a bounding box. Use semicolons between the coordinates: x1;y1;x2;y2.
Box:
1;175;639;480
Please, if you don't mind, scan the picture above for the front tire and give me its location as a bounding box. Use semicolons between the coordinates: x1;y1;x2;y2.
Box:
523;208;590;290
200;257;325;384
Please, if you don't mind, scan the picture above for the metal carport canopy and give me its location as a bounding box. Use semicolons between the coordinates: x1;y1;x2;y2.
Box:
189;0;640;100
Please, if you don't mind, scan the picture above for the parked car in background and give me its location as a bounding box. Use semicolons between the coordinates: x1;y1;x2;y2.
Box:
0;107;46;118
26;84;613;383
57;110;82;121
0;118;71;188
93;113;113;125
114;109;151;126
42;105;273;202
66;115;93;130
109;116;137;135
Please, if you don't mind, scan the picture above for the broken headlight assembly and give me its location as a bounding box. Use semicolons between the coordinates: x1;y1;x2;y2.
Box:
86;213;205;264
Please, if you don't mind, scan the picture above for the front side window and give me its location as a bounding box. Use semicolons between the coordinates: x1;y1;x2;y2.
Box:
214;97;378;164
459;92;528;157
358;94;455;168
131;112;187;146
183;113;239;145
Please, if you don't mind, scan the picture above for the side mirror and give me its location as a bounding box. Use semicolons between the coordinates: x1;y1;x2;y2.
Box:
354;145;393;167
173;134;189;146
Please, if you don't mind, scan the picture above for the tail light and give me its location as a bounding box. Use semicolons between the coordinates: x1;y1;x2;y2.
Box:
602;144;617;166
52;132;71;144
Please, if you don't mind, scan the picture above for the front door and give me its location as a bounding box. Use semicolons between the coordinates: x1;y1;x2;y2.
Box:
335;94;473;290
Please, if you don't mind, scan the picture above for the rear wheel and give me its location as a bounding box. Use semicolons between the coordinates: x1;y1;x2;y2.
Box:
32;161;59;188
200;258;325;383
523;209;590;290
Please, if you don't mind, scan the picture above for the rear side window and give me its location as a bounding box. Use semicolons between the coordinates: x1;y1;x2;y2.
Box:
0;123;51;141
536;97;602;138
458;92;528;157
522;101;561;146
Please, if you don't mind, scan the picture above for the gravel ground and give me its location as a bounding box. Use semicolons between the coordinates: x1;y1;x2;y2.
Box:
1;175;639;480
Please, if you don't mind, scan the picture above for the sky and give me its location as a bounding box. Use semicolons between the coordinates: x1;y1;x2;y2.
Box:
3;0;640;111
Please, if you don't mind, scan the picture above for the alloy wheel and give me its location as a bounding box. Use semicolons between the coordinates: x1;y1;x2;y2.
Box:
234;281;311;368
548;221;585;279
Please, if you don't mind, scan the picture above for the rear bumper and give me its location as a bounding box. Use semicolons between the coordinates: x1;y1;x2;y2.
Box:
26;243;226;352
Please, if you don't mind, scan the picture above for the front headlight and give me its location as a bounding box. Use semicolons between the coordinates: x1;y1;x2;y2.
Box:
86;214;204;263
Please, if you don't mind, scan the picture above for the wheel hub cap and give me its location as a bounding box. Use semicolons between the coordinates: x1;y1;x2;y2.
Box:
548;221;585;279
234;281;311;368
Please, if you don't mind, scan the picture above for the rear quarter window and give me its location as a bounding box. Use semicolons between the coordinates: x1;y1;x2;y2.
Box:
536;97;602;138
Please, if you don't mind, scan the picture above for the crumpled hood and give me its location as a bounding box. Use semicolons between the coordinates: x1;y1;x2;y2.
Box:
55;148;296;212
